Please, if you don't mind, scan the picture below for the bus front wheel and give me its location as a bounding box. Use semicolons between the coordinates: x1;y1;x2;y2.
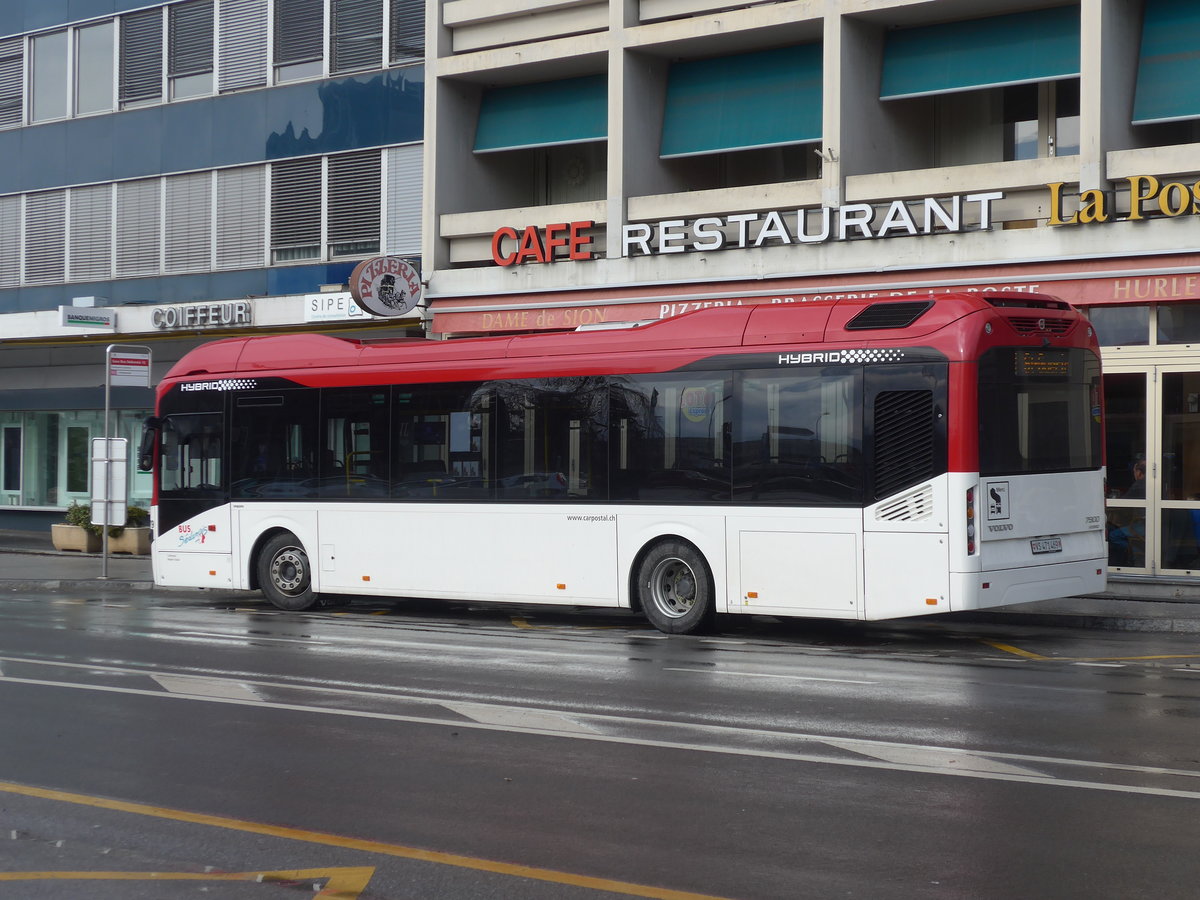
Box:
636;540;715;635
258;532;318;611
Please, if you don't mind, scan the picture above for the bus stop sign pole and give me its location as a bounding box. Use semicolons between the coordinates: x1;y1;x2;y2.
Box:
95;344;151;579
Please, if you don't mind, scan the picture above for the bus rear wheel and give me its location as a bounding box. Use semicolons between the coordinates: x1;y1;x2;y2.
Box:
258;532;318;611
636;540;715;635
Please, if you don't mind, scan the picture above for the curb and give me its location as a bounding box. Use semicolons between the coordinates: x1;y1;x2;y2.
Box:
1;580;156;592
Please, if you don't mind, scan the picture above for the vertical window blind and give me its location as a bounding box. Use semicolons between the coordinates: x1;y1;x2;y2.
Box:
332;0;383;74
218;0;268;91
0;196;18;287
116;179;161;277
168;0;215;79
216;166;266;268
271;156;323;258
120;8;164;106
0;37;22;128
165;172;213;273
68;184;113;282
275;0;325;67
389;0;423;65
386;144;421;255
24;191;66;285
328;150;381;255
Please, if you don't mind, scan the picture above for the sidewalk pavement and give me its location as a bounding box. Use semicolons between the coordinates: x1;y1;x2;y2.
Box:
3;529;1200;633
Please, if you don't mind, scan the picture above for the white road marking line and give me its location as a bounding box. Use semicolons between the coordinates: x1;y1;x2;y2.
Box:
6;672;1200;800
150;674;262;702
1074;662;1126;668
176;631;326;645
441;702;598;734
822;740;1045;777
664;667;877;685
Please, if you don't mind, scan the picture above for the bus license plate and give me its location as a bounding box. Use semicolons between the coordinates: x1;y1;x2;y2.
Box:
1031;538;1063;555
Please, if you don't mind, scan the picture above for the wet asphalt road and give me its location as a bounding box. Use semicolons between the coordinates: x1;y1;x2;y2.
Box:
1;588;1200;899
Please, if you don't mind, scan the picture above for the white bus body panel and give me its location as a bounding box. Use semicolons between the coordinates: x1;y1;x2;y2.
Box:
726;511;860;616
150;503;235;589
309;504;618;604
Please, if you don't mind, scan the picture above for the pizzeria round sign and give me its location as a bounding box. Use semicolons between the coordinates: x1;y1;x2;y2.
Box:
349;256;423;317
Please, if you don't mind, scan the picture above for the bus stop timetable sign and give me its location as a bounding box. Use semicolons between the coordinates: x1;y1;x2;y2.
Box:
109;351;151;387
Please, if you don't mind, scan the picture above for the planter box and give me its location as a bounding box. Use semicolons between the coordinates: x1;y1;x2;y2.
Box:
50;523;101;553
109;526;151;555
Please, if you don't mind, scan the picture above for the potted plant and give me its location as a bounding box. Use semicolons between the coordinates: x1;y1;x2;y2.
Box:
50;503;152;555
51;501;102;552
109;505;151;555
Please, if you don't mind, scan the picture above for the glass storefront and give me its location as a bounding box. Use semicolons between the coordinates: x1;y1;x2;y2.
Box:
1091;302;1200;577
0;408;151;510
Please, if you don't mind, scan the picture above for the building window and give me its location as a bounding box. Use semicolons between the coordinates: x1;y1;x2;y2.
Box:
116;178;162;277
23;190;66;285
2;425;21;495
271;156;322;261
120;7;164;108
389;0;423;65
0;37;22;128
165;171;213;272
0;195;19;287
68;184;114;282
31;31;68;122
1087;306;1150;346
1003;80;1079;160
274;0;325;83
168;0;215;100
218;0;268;92
216;165;266;268
328;150;381;257
331;0;382;74
75;21;115;115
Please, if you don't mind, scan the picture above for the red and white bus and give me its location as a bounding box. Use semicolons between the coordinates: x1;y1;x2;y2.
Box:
141;292;1105;633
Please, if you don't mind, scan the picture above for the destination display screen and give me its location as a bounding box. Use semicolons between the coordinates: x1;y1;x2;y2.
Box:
1013;349;1070;378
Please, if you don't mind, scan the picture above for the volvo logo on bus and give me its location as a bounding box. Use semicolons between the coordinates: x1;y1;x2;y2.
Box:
350;256;422;317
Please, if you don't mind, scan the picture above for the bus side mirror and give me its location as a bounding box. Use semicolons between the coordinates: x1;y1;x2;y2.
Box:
138;416;160;472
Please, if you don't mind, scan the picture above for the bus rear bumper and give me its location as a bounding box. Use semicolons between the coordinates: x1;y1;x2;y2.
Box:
951;559;1107;611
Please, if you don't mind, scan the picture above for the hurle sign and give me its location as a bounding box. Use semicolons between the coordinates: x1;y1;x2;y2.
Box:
350;256;423;317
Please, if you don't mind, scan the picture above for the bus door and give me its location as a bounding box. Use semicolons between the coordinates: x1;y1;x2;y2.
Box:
861;364;951;619
154;409;234;587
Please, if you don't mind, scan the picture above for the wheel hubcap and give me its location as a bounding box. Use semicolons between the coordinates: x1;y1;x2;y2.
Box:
648;557;696;619
270;548;307;595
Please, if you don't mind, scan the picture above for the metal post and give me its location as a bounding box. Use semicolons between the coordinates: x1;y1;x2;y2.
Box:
98;344;152;580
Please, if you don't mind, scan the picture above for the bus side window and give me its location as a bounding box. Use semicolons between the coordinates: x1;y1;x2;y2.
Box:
394;382;492;500
230;392;317;499
160;414;223;493
494;377;608;501
611;374;730;502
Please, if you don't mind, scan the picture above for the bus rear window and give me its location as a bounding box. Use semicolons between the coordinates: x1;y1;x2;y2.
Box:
978;347;1101;475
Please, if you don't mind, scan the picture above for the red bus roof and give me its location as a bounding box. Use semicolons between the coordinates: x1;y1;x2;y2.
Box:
162;291;1089;386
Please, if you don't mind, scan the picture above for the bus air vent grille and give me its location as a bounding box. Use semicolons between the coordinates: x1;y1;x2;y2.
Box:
873;389;935;499
1007;316;1073;334
845;301;934;330
875;485;934;522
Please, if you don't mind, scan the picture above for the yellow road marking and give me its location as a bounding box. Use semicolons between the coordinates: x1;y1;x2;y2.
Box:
980;641;1200;663
0;780;730;900
980;640;1050;660
0;867;373;898
511;616;645;632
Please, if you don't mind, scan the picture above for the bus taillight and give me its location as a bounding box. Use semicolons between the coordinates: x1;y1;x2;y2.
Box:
966;487;976;555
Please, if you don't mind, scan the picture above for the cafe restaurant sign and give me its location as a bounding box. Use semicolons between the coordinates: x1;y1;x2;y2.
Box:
491;192;1004;266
